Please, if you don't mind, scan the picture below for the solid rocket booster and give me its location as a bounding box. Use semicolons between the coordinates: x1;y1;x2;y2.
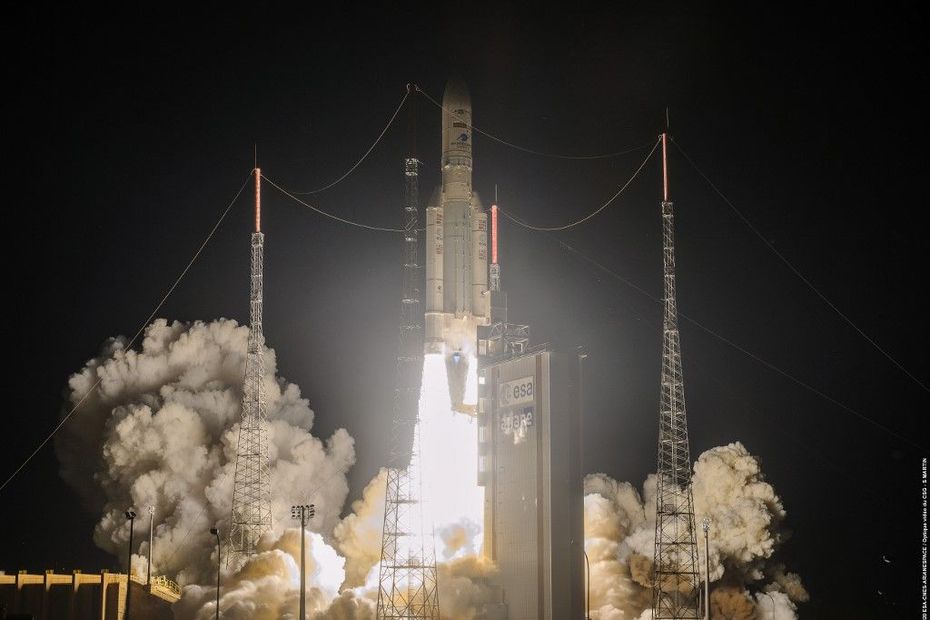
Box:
425;79;489;414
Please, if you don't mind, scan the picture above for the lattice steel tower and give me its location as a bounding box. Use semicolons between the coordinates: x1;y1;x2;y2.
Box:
376;141;440;619
652;133;700;619
228;168;273;567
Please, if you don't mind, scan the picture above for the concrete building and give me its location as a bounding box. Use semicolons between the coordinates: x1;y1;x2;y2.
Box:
0;570;178;620
476;348;586;619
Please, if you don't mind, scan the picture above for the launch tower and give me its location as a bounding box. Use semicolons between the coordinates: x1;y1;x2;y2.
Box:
376;141;441;618
651;134;700;618
228;169;273;567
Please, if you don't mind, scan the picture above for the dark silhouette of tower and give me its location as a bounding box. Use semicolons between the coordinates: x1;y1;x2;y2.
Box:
376;101;440;617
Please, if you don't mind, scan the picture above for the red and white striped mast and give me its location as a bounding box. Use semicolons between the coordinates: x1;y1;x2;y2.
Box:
228;165;272;567
489;186;501;292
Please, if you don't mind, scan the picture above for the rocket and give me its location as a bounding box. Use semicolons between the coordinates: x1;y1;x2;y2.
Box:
425;79;489;414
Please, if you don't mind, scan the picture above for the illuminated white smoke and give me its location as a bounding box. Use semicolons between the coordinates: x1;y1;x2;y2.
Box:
584;442;808;619
56;322;496;618
174;527;372;620
57;320;806;619
332;469;387;589
54;319;355;588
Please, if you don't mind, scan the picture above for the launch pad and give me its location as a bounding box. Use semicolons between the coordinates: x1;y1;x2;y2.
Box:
379;78;586;619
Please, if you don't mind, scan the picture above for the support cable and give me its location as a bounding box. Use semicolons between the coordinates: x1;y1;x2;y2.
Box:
415;85;656;160
262;173;405;232
498;138;660;231
671;137;929;395
292;87;410;194
0;173;254;495
550;235;927;450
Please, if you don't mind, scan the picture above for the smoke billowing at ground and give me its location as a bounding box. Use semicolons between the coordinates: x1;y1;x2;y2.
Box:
57;319;806;618
55;320;355;590
584;443;809;619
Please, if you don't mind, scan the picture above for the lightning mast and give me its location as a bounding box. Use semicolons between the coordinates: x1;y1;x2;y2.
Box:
479;194;529;359
489;192;500;293
652;133;700;618
228;168;273;567
377;93;441;619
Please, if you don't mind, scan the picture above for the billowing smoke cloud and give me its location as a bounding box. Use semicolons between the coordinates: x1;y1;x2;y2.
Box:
55;320;501;618
584;442;808;619
333;469;387;589
174;528;365;620
57;320;806;618
55;319;356;588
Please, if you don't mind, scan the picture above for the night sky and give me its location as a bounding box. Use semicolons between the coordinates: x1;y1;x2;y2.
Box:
2;4;927;617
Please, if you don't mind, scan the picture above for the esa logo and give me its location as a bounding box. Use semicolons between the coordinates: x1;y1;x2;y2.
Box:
499;376;535;407
509;381;533;401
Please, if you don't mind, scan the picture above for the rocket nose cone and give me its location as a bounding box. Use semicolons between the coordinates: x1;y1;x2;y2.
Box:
443;78;471;109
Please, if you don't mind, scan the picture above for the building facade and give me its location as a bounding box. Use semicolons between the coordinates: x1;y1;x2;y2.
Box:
0;570;178;620
477;348;585;619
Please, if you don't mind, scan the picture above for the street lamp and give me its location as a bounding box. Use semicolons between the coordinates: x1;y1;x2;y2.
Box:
761;591;776;619
582;548;591;620
702;518;710;620
125;509;136;620
210;527;221;620
291;504;315;620
570;538;591;620
147;505;155;586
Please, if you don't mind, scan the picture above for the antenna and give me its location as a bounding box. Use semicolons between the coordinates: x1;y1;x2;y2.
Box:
652;127;700;618
489;186;500;292
229;160;272;568
408;83;417;159
661;133;669;203
254;167;262;233
491;203;499;267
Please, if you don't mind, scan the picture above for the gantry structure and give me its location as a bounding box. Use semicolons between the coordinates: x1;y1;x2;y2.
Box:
652;134;701;618
376;146;440;619
228;168;273;568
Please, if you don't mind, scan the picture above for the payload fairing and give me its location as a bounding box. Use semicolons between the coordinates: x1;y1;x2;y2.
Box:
425;79;489;414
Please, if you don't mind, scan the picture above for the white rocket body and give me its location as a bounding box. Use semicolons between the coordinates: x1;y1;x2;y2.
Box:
425;79;489;414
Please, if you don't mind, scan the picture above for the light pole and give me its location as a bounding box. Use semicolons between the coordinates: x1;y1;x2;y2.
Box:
761;591;776;619
125;509;136;620
291;504;315;620
210;527;221;620
571;538;591;620
582;548;591;620
147;505;155;586
702;518;710;620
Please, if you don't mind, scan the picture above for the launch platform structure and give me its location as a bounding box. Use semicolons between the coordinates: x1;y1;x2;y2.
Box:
376;151;440;619
652;133;701;619
228;168;273;568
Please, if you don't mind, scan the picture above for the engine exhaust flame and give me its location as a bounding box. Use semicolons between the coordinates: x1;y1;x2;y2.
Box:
418;351;483;560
